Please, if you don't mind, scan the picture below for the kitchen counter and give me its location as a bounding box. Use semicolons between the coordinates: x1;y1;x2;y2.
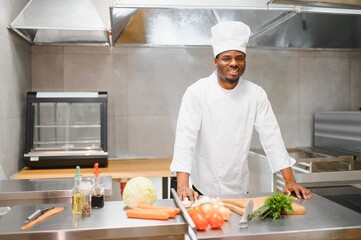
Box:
0;200;187;240
193;193;361;239
0;176;114;207
15;158;174;199
0;193;360;240
15;158;172;180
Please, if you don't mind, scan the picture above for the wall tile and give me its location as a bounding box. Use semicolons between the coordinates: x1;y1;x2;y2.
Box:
276;114;300;148
0;120;9;178
11;41;31;118
0;0;31;178
0;118;23;178
185;48;214;86
32;46;64;54
250;114;300;149
0;35;12;120
0;0;11;37
32;53;64;91
63;52;127;117
246;51;300;114
299;51;350;58
64;46;115;54
108;116;128;159
127;46;189;55
128;116;176;157
300;54;351;113
248;49;299;58
127;48;189;116
299;114;314;147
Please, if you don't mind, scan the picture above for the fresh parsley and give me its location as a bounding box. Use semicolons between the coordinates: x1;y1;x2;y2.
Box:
248;192;296;221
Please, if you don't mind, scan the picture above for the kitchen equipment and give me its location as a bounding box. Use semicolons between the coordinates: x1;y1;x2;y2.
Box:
110;0;361;49
21;206;65;230
9;0;109;45
25;207;54;223
314;111;361;156
275;111;361;213
24;92;108;168
238;200;253;228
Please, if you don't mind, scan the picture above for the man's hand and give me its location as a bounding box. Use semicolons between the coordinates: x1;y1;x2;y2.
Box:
281;167;312;200
177;186;199;202
283;182;312;199
176;172;199;202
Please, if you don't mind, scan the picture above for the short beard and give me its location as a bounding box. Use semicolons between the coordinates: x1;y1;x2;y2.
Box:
225;77;240;84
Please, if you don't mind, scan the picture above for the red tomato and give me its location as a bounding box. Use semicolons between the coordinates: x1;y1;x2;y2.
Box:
207;212;224;229
191;211;209;231
188;206;205;218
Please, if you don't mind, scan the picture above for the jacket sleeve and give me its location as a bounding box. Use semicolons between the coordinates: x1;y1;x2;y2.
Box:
254;87;296;173
170;87;202;175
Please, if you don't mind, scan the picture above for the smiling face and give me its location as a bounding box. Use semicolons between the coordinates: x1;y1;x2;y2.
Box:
214;50;246;89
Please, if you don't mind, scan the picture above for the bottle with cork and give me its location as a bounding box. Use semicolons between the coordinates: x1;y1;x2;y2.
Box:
91;163;105;208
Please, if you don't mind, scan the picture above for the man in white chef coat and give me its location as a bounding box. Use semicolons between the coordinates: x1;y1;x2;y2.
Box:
170;21;312;201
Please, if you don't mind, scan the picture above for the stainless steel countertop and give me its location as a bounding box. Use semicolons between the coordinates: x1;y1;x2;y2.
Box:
0;176;113;201
0;194;360;240
193;193;361;239
0;200;187;240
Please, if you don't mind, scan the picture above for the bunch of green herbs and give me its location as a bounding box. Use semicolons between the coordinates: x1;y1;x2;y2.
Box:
248;192;296;221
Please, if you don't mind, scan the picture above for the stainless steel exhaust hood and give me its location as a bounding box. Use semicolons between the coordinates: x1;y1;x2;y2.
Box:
110;0;361;49
10;0;109;46
271;0;361;14
9;0;360;48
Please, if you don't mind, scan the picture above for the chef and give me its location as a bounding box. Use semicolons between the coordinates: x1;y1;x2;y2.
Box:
170;21;312;201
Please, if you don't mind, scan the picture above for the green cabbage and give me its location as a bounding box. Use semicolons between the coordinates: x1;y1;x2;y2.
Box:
123;177;157;208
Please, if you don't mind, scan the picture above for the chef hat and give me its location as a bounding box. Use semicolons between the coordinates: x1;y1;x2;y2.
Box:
211;21;251;58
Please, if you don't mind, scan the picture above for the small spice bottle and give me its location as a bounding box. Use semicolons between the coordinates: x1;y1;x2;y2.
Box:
79;179;92;217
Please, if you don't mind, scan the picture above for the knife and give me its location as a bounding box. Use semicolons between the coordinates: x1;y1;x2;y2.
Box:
21;207;65;230
239;200;254;228
25;207;55;223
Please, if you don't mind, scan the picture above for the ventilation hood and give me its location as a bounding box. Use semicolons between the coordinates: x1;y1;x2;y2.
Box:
10;0;109;45
9;0;360;48
110;0;361;49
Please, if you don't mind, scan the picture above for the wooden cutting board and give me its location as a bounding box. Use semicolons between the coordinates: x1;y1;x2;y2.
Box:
222;196;306;215
21;207;65;230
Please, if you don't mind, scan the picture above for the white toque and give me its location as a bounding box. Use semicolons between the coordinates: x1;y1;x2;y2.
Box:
211;21;251;58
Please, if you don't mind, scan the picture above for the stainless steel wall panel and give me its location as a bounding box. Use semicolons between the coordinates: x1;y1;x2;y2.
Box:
314;111;361;155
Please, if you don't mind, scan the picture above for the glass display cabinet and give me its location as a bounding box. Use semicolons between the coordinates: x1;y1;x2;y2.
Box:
24;92;108;168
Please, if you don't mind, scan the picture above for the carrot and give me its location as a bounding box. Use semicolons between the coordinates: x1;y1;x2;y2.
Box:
132;207;176;218
126;209;169;220
137;204;181;215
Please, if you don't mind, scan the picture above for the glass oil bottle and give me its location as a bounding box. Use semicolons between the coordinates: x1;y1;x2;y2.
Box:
91;163;105;208
72;166;83;214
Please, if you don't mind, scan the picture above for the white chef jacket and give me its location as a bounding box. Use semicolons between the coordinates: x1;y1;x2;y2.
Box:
170;72;295;196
